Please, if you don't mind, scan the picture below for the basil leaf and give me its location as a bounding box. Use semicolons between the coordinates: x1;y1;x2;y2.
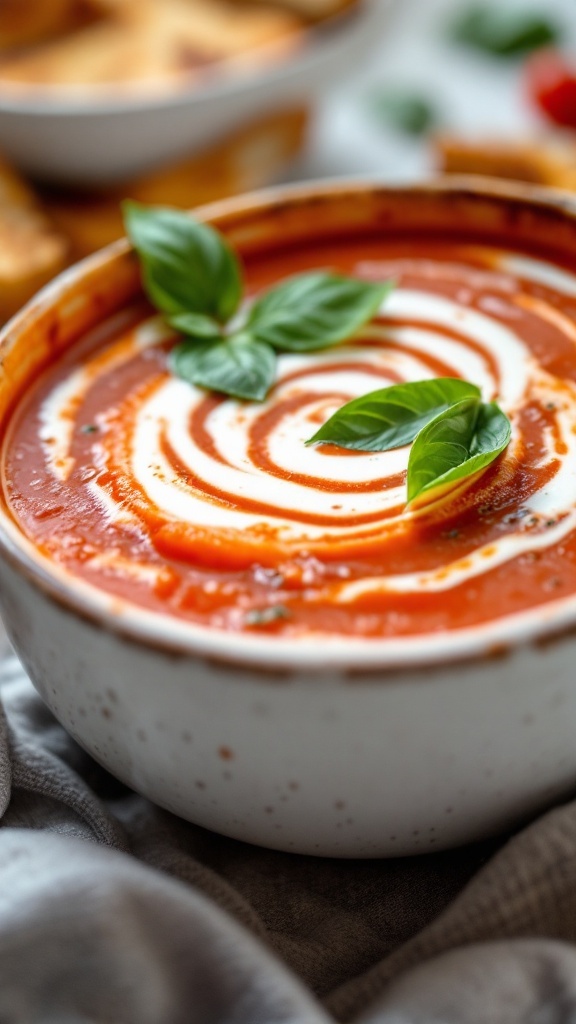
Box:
407;398;511;507
370;90;437;135
450;6;559;56
248;272;393;352
123;201;242;322
306;378;480;451
169;311;223;340
170;335;276;402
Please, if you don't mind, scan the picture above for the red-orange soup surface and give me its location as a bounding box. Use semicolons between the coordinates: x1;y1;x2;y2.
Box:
4;234;576;640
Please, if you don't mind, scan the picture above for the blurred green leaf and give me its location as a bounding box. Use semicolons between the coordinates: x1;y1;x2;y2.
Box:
450;5;560;57
369;89;437;135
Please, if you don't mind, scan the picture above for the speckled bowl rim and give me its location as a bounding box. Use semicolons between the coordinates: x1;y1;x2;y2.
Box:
3;175;576;674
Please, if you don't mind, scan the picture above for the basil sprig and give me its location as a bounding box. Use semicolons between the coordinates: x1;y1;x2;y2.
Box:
124;202;392;401
124;202;242;322
306;377;481;451
171;335;276;403
306;377;511;507
247;273;394;353
407;396;511;506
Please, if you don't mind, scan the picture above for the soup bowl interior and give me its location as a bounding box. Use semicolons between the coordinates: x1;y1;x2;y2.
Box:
1;178;576;856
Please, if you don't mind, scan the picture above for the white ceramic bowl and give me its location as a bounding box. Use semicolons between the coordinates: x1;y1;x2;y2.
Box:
2;178;576;857
0;0;391;185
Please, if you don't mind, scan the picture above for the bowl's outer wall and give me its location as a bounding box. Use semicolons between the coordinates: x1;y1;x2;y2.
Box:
3;179;576;855
2;547;576;857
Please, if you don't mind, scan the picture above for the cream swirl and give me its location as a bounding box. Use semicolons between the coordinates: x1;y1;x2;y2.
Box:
8;245;576;635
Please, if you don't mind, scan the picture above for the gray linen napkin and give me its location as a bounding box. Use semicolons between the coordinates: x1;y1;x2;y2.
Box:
3;650;576;1023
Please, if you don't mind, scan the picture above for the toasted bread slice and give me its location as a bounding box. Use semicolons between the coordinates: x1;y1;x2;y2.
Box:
0;0;302;87
41;106;308;258
0;158;68;322
435;135;576;191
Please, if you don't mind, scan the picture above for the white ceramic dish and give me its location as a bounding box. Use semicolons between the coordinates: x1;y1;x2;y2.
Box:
2;178;576;858
0;0;391;185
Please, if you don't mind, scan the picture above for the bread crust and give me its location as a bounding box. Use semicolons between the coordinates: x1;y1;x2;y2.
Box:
435;135;576;191
0;159;68;322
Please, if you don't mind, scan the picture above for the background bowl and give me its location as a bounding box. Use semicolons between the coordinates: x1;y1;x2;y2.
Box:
0;0;392;185
2;178;576;857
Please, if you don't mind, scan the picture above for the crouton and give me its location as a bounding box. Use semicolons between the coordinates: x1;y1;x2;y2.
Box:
435;135;576;191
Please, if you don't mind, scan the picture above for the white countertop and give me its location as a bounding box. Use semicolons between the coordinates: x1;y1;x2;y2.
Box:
296;0;576;183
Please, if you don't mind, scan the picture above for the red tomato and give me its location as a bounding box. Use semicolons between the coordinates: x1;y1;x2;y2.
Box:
525;48;576;128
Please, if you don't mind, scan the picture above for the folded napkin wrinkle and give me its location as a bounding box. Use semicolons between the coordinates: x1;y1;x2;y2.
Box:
357;939;576;1023
0;828;331;1024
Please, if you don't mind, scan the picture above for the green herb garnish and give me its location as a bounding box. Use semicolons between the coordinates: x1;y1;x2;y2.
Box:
124;204;512;512
245;605;291;627
247;272;393;353
306;378;511;508
171;334;276;403
124;202;241;322
450;5;560;57
306;378;480;451
123;202;392;402
369;89;437;135
406;396;511;506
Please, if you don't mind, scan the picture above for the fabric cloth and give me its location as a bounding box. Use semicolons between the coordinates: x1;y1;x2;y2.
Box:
3;650;576;1023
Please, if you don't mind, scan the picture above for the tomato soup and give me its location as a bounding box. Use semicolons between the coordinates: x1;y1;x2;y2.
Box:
3;234;576;640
